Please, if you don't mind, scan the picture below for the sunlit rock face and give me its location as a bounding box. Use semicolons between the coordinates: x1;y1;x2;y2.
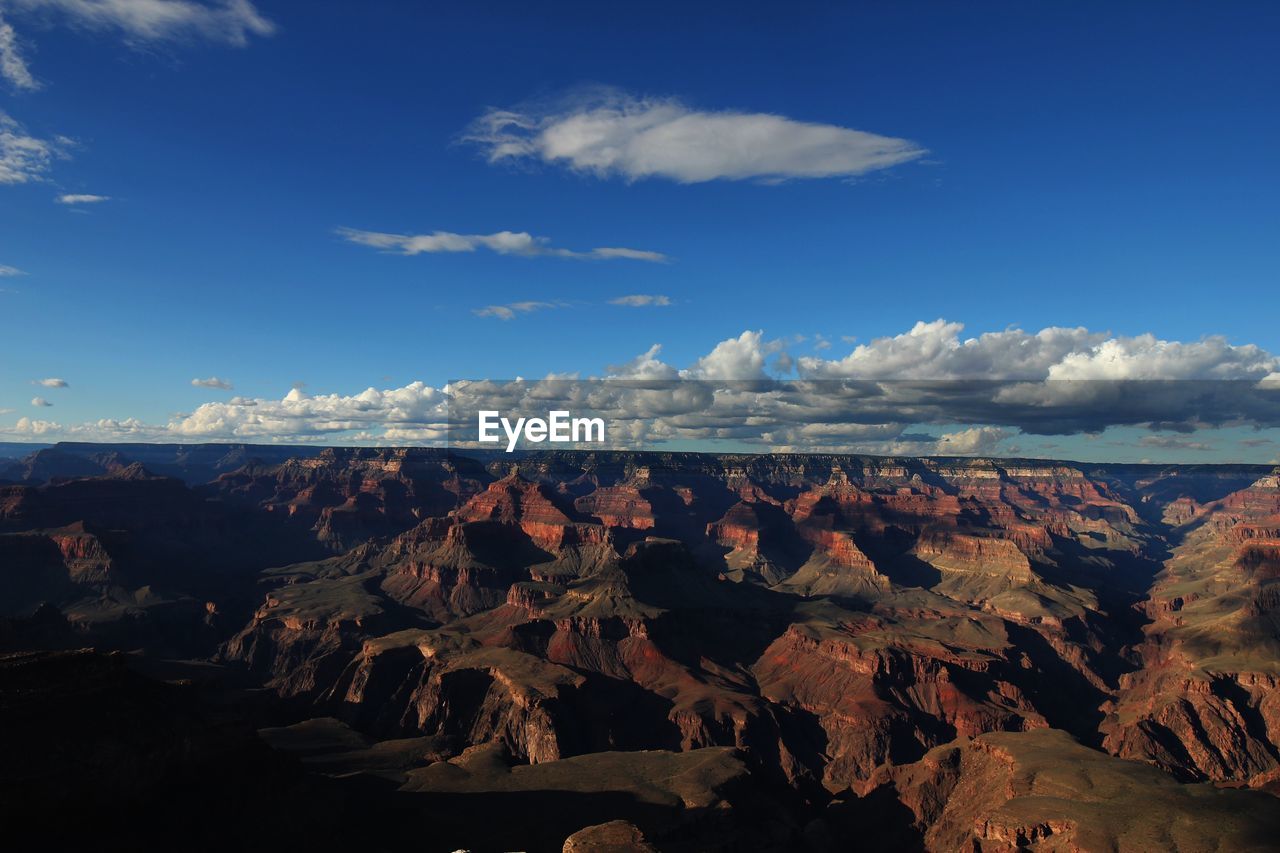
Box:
5;447;1280;850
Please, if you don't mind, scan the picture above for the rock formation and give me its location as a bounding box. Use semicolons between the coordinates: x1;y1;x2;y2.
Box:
4;444;1279;850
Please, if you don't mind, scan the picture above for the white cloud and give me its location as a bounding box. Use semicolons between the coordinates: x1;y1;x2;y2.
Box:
337;227;667;263
8;320;1280;453
0;110;63;184
797;319;1277;381
681;330;781;380
1138;435;1212;452
191;376;233;390
11;416;61;435
35;377;68;388
0;11;39;91
6;0;275;47
609;294;671;307
1045;334;1276;380
165;382;448;441
464;88;926;184
56;192;109;204
935;426;1012;455
767;425;1014;457
606;344;678;380
30;396;52;407
8;415;155;439
590;248;669;261
0;263;25;276
473;301;558;320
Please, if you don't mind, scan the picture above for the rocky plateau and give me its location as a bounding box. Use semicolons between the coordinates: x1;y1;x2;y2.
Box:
2;442;1278;851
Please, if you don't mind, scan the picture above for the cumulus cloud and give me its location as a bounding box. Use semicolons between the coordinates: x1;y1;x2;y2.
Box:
464;89;926;184
337;226;667;263
799;320;1101;380
606;344;678;380
191;376;233;390
680;330;778;380
473;301;559;320
164;382;449;441
6;0;275;46
8;415;156;440
609;294;671;307
56;192;109;204
8;320;1280;456
0;263;25;276
30;396;52;407
936;426;1013;455
34;377;68;387
797;319;1277;381
0;110;64;184
11;416;60;435
1045;335;1277;380
0;11;38;91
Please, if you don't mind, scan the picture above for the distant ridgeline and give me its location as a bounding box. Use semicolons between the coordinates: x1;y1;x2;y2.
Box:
0;441;326;485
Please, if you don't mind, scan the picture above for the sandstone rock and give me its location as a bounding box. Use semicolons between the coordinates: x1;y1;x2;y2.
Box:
562;820;656;852
853;729;1280;852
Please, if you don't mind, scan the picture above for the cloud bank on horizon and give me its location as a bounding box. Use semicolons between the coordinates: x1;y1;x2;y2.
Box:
6;320;1279;462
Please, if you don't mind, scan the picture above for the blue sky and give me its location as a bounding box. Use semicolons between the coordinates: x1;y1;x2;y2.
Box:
1;1;1278;459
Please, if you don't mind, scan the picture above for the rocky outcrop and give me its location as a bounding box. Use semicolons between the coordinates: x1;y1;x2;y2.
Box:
401;744;798;851
562;820;656;853
203;451;1275;804
752;611;1045;792
221;569;394;697
849;729;1280;852
1104;470;1280;787
10;449;1280;851
205;447;483;550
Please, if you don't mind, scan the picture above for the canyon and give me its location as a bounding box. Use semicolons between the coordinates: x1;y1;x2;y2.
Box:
2;442;1278;851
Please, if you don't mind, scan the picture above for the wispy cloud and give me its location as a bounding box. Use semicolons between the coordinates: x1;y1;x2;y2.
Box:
56;192;109;204
30;396;51;407
191;376;233;390
464;88;926;184
0;263;25;276
0;11;38;91
34;377;68;388
609;294;671;307
1;0;272;103
1138;435;1212;452
6;0;275;47
338;227;667;263
0;111;64;184
473;301;560;320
